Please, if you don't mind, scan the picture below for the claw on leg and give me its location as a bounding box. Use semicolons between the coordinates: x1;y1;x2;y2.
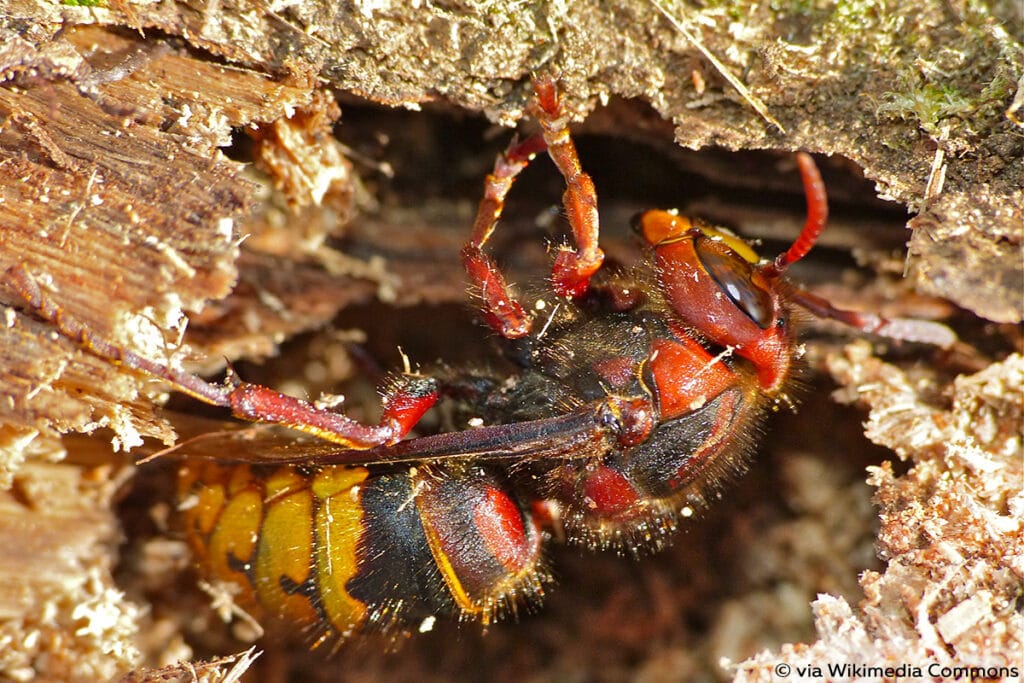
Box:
462;75;607;338
531;74;604;299
5;265;440;450
462;135;548;339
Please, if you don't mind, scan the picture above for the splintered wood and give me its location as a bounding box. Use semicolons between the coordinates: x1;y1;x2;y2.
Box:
0;26;349;459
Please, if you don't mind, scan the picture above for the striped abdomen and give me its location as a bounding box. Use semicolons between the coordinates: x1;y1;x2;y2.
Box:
177;461;547;644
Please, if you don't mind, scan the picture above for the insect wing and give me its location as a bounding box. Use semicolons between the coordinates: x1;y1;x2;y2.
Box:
156;409;608;468
141;422;350;464
316;409;608;466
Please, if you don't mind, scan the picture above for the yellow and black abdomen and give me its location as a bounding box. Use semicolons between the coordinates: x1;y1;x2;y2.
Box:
178;461;548;644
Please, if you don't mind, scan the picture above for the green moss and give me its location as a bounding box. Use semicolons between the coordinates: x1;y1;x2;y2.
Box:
809;0;1021;140
689;0;750;23
828;0;890;35
61;0;106;6
768;0;815;15
876;83;974;136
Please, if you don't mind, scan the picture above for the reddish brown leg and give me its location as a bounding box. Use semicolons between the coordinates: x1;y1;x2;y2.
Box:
462;75;607;339
462;135;548;339
7;266;438;448
532;74;605;299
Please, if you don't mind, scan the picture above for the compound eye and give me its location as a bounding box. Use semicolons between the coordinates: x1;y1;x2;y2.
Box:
695;239;774;329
